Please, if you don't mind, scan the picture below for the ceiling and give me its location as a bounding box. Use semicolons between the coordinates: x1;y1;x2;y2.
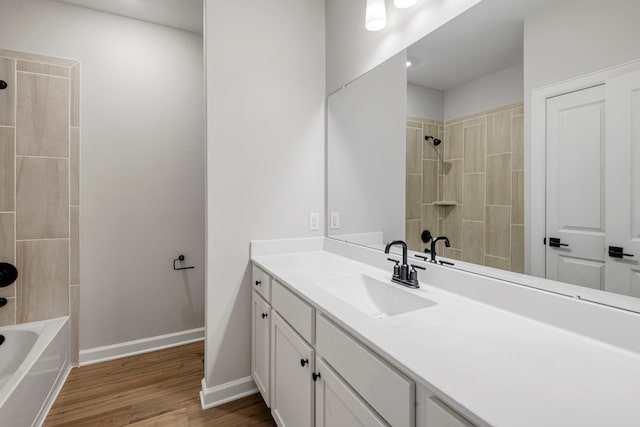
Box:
407;0;561;91
55;0;203;34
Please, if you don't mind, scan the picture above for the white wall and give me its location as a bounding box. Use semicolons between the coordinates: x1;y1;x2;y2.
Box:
444;62;523;120
0;0;205;350
523;0;640;270
328;52;407;241
326;0;482;93
203;0;325;401
407;83;444;120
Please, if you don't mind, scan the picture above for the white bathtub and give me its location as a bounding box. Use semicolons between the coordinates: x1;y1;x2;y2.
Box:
0;317;70;427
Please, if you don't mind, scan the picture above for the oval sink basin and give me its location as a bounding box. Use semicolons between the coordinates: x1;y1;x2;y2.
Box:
313;274;436;319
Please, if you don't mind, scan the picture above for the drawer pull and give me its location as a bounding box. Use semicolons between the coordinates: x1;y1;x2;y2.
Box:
300;358;309;367
312;372;321;382
261;313;268;319
255;280;262;286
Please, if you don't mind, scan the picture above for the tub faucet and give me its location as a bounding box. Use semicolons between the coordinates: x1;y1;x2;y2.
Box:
385;240;422;288
430;236;451;263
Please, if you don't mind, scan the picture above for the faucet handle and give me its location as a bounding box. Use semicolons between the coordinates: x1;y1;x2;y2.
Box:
410;264;426;271
387;258;401;278
414;254;428;262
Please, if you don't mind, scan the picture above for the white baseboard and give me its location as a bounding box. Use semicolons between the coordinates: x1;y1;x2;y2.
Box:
79;327;204;366
199;376;258;410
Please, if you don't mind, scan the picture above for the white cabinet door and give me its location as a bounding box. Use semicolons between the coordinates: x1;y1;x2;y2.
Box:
315;357;388;427
545;85;606;289
251;291;271;407
605;70;640;297
271;312;314;427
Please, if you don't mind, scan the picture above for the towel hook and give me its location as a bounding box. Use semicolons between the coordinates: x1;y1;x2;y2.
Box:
173;254;195;271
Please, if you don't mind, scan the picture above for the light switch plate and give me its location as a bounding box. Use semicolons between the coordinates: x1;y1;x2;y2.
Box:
330;212;340;230
309;212;319;231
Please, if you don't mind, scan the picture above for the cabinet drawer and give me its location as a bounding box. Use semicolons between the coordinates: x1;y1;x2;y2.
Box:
426;397;475;427
272;279;314;343
252;265;271;302
316;314;415;427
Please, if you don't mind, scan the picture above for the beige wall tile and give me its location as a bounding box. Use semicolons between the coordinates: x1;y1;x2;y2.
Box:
0;127;14;211
464;124;486;173
406;220;422;252
444;122;463;160
70;65;80;127
17;60;69;78
437;176;444;201
0;213;15;298
513;106;524;116
443;160;462;203
512;115;524;170
16;157;69;239
0;57;16;126
486;154;512;206
16;72;69;157
442;205;462;249
16;239;69;323
463;116;486;128
463;221;485;264
70;207;79;285
0;298;15;326
0;49;77;67
70;127;80;206
443;247;462;261
422;160;438;203
512;170;524;225
70;284;79;364
0;212;14;263
407;120;421;128
463;173;485;221
422;204;438;238
406;127;422;174
511;225;524;273
487;110;512;154
425;123;439;138
485;255;511;271
406;174;421;220
485;206;511;258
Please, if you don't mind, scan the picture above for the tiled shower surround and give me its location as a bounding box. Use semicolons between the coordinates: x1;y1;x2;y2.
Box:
0;49;80;362
406;102;524;273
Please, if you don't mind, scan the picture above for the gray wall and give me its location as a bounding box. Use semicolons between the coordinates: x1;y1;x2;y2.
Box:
204;0;325;394
0;0;205;351
407;84;444;121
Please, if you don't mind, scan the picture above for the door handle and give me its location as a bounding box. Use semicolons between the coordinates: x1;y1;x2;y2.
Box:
549;237;569;248
608;246;634;258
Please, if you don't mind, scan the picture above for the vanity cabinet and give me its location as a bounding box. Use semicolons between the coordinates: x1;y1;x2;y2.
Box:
251;290;271;406
314;357;388;426
425;397;475;427
271;311;315;426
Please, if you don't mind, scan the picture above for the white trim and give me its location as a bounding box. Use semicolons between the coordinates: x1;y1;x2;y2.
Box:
529;58;640;278
199;377;258;410
35;363;72;427
78;327;204;366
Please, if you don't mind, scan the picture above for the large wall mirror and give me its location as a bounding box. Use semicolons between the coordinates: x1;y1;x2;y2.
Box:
327;0;640;312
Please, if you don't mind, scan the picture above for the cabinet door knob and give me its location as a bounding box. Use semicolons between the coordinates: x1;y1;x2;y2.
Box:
255;280;261;286
300;358;309;367
261;313;268;319
312;372;321;382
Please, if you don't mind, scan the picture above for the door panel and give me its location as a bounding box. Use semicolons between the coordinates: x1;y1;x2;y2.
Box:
546;85;606;289
605;70;640;296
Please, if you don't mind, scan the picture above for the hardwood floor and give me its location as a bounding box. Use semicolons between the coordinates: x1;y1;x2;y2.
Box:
44;342;275;426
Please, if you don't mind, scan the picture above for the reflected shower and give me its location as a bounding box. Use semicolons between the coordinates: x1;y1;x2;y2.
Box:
425;135;442;146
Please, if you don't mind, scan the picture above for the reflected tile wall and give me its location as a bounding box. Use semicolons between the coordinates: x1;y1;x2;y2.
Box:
0;50;80;357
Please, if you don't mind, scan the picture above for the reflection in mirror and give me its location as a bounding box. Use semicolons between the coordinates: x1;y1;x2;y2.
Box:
327;0;640;306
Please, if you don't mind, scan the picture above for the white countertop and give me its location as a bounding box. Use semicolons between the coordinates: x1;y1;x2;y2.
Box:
252;250;640;427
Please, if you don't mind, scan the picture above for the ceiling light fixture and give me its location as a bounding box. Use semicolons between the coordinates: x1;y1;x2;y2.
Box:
365;0;387;31
394;0;418;8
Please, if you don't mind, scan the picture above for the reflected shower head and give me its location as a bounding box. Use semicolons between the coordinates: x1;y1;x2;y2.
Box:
425;135;442;146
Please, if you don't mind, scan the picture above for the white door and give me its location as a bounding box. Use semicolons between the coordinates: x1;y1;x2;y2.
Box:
546;85;606;289
605;70;640;297
315;357;388;427
251;291;271;406
270;312;314;427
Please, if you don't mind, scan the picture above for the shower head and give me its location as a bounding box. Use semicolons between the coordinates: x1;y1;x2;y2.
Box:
425;135;442;146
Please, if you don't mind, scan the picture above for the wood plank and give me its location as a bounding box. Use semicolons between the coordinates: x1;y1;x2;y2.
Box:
44;342;275;426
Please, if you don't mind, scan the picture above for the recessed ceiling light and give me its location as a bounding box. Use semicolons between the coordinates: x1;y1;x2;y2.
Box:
365;0;387;31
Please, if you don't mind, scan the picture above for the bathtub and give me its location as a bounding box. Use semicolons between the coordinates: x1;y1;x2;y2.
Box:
0;317;70;427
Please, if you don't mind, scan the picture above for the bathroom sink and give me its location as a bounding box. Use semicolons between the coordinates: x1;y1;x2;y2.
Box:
313;274;436;319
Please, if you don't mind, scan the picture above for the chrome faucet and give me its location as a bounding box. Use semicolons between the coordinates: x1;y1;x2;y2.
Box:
430;236;451;263
384;240;423;289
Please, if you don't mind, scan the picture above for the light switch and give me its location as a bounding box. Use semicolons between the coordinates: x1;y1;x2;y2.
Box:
330;212;340;230
309;212;319;231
